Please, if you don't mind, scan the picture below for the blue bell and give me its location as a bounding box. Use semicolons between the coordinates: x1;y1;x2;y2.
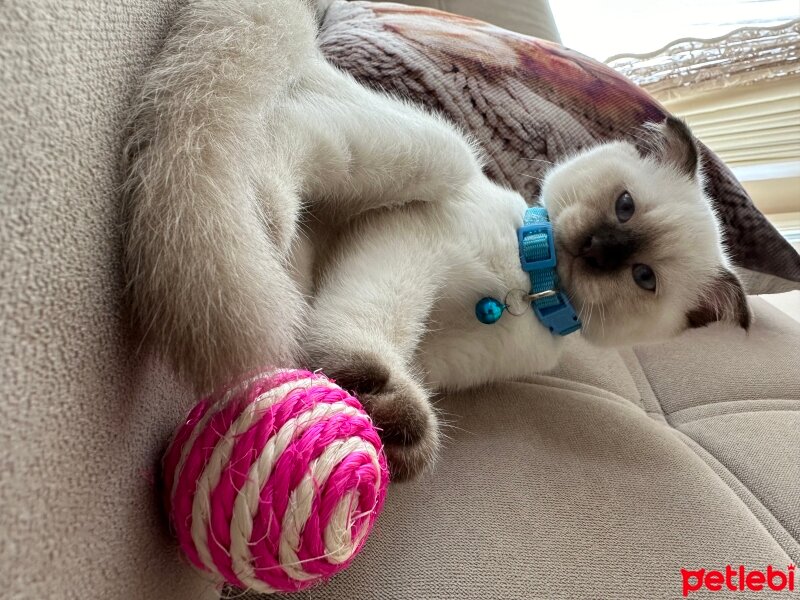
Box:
475;297;505;324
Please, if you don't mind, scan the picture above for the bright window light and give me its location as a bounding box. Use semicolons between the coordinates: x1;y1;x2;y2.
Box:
549;0;799;61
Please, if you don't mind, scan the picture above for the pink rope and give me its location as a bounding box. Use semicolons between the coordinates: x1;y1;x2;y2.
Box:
163;369;389;593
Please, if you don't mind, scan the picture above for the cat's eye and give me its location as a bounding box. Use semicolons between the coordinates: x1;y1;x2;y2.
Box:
615;191;635;223
632;264;656;291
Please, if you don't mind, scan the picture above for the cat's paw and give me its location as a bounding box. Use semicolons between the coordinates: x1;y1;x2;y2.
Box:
359;377;440;482
322;352;440;481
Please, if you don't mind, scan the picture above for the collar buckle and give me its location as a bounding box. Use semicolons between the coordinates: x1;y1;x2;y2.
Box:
517;222;556;271
532;292;582;335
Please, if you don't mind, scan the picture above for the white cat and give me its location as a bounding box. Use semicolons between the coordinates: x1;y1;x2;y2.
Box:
123;0;749;480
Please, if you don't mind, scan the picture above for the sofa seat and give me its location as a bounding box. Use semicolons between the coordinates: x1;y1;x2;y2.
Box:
260;298;799;599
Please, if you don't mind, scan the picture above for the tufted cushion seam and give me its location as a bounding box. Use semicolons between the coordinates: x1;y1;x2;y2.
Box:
509;372;800;562
521;373;645;411
671;429;800;563
622;348;800;560
669;403;800;427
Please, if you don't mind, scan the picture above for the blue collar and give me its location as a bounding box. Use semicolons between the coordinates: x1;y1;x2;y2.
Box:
475;206;582;336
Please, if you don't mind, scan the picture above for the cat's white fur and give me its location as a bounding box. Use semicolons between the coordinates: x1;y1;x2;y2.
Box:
123;0;748;479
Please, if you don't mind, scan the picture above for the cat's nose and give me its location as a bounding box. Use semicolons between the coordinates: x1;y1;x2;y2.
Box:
579;230;636;271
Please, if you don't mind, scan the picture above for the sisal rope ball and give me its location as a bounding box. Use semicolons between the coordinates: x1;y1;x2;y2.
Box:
162;369;389;594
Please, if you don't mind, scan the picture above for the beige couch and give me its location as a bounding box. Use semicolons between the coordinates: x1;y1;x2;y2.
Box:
2;1;798;599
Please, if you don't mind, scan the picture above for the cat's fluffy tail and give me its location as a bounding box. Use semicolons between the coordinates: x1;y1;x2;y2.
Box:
122;0;317;392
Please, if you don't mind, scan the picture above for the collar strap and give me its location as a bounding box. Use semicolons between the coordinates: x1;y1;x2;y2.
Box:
518;207;582;336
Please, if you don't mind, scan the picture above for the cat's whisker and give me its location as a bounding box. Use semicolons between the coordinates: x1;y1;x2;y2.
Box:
569;184;580;207
598;301;607;337
581;300;595;333
521;157;554;165
519;173;544;184
546;194;568;213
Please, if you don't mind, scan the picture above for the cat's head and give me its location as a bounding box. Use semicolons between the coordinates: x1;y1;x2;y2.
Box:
541;117;750;346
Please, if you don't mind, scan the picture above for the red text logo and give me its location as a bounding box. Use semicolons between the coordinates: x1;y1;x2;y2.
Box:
681;565;795;596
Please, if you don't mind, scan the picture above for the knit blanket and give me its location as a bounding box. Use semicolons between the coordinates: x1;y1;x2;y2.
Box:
318;1;800;293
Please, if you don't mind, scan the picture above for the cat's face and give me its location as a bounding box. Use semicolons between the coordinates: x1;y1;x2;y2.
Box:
541;118;750;346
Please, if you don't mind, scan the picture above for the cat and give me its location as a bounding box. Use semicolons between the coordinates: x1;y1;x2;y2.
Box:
122;0;750;480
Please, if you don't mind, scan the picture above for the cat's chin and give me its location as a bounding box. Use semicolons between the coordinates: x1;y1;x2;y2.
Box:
554;248;579;303
554;256;610;345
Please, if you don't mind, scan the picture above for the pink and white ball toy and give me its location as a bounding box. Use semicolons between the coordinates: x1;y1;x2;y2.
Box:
162;369;389;594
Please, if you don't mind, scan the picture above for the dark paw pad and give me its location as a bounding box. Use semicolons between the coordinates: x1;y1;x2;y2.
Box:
360;381;439;481
383;429;440;482
361;385;430;446
327;353;391;396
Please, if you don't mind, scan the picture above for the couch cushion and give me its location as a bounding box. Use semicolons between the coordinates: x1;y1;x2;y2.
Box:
633;298;800;415
0;1;215;598
632;297;800;552
319;1;800;293
243;298;799;600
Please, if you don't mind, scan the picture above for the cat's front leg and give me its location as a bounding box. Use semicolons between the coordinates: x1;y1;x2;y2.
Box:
305;209;446;480
289;59;483;218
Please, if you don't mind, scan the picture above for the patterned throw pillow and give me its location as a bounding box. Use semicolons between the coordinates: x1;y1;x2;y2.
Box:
318;1;800;294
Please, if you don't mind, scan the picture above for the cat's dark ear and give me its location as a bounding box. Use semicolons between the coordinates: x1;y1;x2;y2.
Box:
687;268;750;330
639;116;699;179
